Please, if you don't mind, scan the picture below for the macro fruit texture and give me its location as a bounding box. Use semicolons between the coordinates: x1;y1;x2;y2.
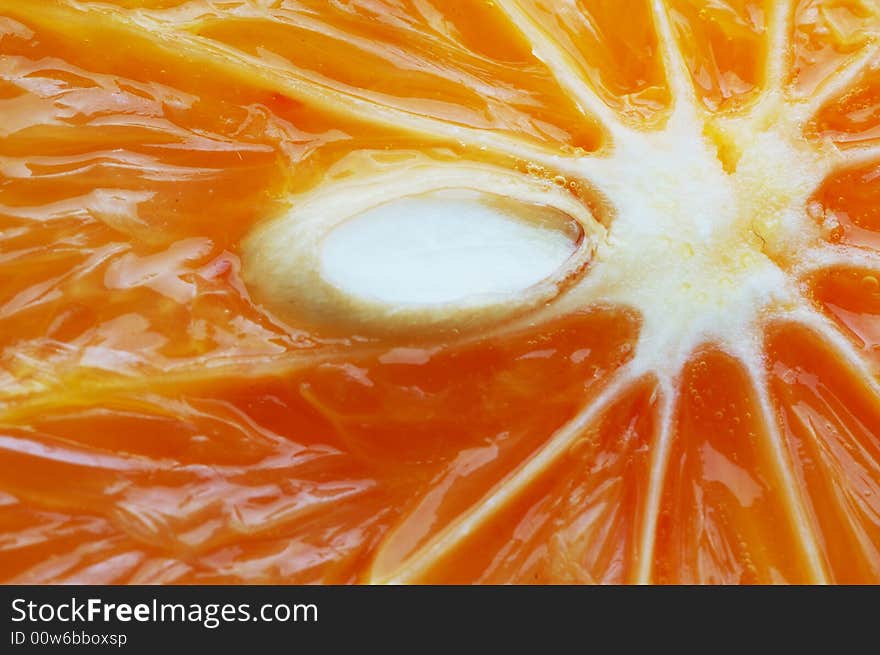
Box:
1;0;880;584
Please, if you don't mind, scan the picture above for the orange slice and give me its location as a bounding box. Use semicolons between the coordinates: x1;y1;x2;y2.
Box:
1;0;880;584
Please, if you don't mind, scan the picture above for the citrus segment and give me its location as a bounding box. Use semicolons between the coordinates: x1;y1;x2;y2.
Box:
808;66;880;147
0;505;130;584
653;348;814;583
809;163;880;249
509;0;671;122
0;389;391;583
192;1;602;149
809;268;880;368
791;0;879;96
362;309;640;581
767;324;880;582
0;308;639;583
667;0;767;110
79;0;603;154
395;378;660;584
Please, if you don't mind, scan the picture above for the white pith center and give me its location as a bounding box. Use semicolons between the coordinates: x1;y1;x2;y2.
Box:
573;105;828;371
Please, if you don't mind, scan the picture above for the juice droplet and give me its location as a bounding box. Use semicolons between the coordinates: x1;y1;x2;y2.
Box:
861;275;879;294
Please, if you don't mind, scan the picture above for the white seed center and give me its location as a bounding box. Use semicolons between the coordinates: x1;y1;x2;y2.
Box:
319;191;579;305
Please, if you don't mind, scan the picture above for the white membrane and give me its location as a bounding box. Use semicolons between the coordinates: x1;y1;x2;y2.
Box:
319;192;577;305
568;104;830;371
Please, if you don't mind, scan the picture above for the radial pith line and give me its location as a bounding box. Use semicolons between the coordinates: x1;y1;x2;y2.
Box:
493;0;629;138
787;305;880;401
263;5;531;108
634;380;675;584
786;396;880;576
648;0;699;110
775;303;880;578
836;143;880;168
373;366;640;583
743;350;830;583
0;345;383;422
765;0;795;93
146;30;578;168
796;244;880;276
801;40;880;118
0;1;580;173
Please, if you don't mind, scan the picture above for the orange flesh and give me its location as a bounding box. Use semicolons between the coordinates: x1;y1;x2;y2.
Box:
655;348;808;583
808;68;880;146
809;268;880;364
791;0;877;96
811;163;880;250
668;0;766;110
1;0;880;583
515;0;671;121
767;324;880;583
411;379;660;584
